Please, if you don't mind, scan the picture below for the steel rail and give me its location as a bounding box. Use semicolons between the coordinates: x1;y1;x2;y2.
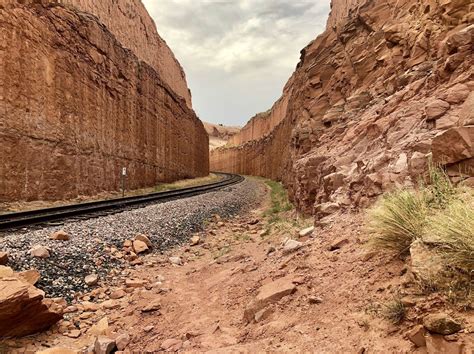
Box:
0;173;244;231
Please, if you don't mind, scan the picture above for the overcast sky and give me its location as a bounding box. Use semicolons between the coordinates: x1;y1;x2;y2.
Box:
143;0;331;126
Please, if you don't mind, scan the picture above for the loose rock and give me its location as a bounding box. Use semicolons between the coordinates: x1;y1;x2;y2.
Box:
282;239;303;254
169;256;183;266
190;235;201;246
94;336;116;354
29;245;50;259
0;252;9;265
299;226;314;238
406;325;426;347
50;230;70;241
116;333;130;350
85;274;99;286
423;313;462;335
133;240;149;254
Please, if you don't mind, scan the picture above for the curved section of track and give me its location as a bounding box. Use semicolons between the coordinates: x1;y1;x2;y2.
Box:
0;173;244;231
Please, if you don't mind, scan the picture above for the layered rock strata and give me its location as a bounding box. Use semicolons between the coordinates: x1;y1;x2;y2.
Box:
0;1;209;202
211;0;474;216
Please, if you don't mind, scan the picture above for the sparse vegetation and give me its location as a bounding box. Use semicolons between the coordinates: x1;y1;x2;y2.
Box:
367;165;474;302
264;180;293;219
367;190;427;255
383;297;406;324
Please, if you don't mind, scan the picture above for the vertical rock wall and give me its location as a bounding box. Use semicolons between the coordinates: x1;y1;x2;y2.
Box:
210;0;473;216
0;2;209;202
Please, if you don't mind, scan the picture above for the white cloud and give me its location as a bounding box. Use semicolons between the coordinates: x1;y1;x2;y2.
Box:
143;0;331;125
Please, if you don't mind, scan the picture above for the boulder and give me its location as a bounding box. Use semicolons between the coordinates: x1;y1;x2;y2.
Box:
0;266;14;278
89;317;109;336
409;240;444;285
0;278;62;337
243;277;296;323
29;245;50;259
0;252;9;265
134;234;152;248
425;99;450;120
432;126;473;165
315;202;340;216
443;84;470;104
459;92;474;126
132;240;149;254
141;299;161;313
50;230;70;241
423;313;462;335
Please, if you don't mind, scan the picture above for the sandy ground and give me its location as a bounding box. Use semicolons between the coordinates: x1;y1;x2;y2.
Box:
3;180;473;353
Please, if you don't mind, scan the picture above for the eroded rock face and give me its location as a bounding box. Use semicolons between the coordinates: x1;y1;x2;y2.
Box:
210;0;473;216
0;1;209;202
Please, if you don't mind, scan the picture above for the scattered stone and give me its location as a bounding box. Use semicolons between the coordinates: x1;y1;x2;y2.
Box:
50;230;70;241
94;336;116;354
67;329;81;338
406;325;426;347
89;317;109;336
116;333;130;350
423;313;462;335
135;234;152;247
29;245;50;259
248;218;260;225
328;238;349;251
110;289;126;299
282;239;303;255
308;296;323;304
82;301;99;312
144;325;154;333
102;300;120;310
410;240;444;285
298;226;315;238
243;277;297;323
85;274;99;286
0;252;9;265
125;278;148;288
190;235;201;246
18;269;41;285
169;256;183;266
133;240;149;254
123;240;132;248
360;250;377;261
64;306;78;313
267;246;276;255
0;278;63;337
161;339;183;352
141;299;161;313
37;348;77;354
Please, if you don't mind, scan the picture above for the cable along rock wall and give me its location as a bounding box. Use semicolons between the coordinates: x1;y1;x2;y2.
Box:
210;0;474;217
0;1;209;202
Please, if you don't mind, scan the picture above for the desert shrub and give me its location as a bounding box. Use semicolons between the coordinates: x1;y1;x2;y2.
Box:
367;190;427;255
429;200;474;274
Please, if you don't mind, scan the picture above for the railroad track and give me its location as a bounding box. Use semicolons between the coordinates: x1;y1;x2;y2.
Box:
0;173;244;231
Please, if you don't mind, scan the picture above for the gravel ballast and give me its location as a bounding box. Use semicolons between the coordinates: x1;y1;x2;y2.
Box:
0;178;263;300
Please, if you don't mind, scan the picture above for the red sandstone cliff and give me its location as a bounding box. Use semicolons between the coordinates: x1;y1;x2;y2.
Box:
211;0;474;216
0;1;209;202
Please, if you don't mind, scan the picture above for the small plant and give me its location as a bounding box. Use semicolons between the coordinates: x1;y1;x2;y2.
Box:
367;190;427;255
423;163;457;209
383;297;406;324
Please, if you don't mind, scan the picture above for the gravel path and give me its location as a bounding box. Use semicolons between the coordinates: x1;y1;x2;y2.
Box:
0;178;263;300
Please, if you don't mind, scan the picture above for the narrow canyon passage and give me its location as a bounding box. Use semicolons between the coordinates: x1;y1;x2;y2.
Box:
1;0;473;353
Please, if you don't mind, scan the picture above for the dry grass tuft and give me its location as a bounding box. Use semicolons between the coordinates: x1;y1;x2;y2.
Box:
383;297;406;324
367;190;427;255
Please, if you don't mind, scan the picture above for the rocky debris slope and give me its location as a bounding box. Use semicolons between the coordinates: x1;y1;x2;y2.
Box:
0;178;260;300
0;267;63;337
210;0;474;216
203;122;241;150
0;1;208;202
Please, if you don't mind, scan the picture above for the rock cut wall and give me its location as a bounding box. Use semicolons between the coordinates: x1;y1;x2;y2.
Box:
211;0;474;216
0;1;209;202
